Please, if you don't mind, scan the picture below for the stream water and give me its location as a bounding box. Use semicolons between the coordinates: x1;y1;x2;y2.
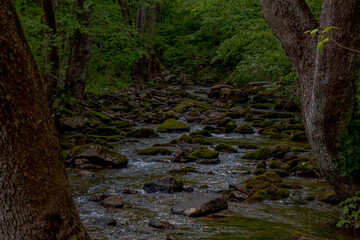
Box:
67;85;353;240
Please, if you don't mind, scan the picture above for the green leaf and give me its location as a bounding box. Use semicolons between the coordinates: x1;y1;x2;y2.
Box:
317;41;324;52
343;205;349;215
310;29;318;38
323;38;330;43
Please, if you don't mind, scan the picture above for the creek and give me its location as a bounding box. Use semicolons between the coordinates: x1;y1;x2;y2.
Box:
66;85;352;240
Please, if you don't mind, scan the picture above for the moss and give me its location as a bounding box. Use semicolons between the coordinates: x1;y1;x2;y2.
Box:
284;123;305;130
83;110;112;123
274;169;289;178
157;118;190;133
225;120;237;133
281;118;301;124
239;108;253;117
125;128;159;138
171;89;189;98
245;178;272;190
250;103;271;110
235;124;254;134
238;144;259;149
268;160;283;169
254;168;267;175
190;138;213;145
170;134;192;144
89;126;122;136
263;186;290;200
304;144;312;149
189;130;212;137
285;157;312;172
215;143;238;153
65;134;124;142
93;139;113;147
290;131;308;142
263;171;282;183
185;147;219;161
248;190;268;202
136;147;172;155
174;99;212;113
261;128;279;135
109;121;136;129
251;120;274;128
242;148;269;160
168;166;197;175
291;147;307;152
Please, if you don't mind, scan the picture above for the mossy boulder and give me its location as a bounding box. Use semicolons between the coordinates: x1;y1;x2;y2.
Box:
285;157;319;177
260;112;294;119
290;131;308;142
261;128;279;136
136;147;172;155
284;123;305;131
125;128;159;138
169;166;197;175
254;168;267;175
215;143;238;153
174;99;212;113
60;116;105;131
248;186;289;202
242;145;290;160
71;144;128;168
185;147;219;161
189;130;212;137
89;126;122;136
235;124;254;134
217;119;237;133
157;118;190;133
83;110;112;124
143;176;183;194
109;121;136;129
251;120;274;128
268;160;283;169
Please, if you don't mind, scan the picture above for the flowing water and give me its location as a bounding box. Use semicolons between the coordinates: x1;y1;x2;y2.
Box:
68;86;353;240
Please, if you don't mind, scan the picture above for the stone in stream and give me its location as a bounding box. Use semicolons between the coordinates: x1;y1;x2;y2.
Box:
92;217;117;227
143;176;183;194
171;196;228;217
100;195;124;208
149;219;175;229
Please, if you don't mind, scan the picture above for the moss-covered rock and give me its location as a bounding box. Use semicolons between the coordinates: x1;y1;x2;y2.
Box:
318;190;339;204
285;157;318;177
185;147;219;161
242;148;269;160
189;130;212;137
251;120;274;128
125;128;159;138
268;160;283;169
243;145;290;160
254;168;267;175
291;147;307;152
248;186;289;202
109;121;136;129
168;166;197;175
215;143;238;153
65;134;124;143
83;110;112;123
71;144;128;168
157;118;190;133
238;144;259;149
261;128;279;136
284;123;305;131
235;124;254;134
136;147;172;155
290;131;308;142
247;190;268;202
174;99;212;113
263;171;282;183
89;126;122;136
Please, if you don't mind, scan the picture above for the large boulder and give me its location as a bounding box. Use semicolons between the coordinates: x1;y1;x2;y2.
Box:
209;85;249;103
100;195;124;208
171;196;228;217
71;144;128;168
143;176;183;194
242;145;290;160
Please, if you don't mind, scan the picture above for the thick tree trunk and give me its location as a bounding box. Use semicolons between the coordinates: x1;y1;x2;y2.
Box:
0;1;90;239
42;0;59;107
65;0;92;100
118;0;131;25
260;0;360;199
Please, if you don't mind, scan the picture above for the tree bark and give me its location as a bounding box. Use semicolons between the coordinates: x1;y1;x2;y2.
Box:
65;0;92;100
118;0;131;25
42;0;59;108
260;0;360;199
0;1;90;239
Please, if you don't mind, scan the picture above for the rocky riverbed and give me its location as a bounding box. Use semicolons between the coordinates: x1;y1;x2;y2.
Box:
58;83;353;239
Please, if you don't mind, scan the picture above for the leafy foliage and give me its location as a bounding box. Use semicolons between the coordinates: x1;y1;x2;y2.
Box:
337;191;360;232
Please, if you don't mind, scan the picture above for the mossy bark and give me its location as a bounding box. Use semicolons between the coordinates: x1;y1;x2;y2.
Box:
0;1;89;239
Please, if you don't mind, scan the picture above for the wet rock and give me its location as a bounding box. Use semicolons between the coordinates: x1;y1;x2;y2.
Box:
108;120;137;129
189;130;212;137
172;196;228;217
251;120;274;128
219;88;249;103
185;147;219;162
274;99;301;112
242;145;290;160
71;144;128;168
157;118;190;133
289;233;323;240
168;166;198;175
238;144;259;150
268;160;284;169
92;217;117;227
195;158;220;164
290;131;308;142
283;152;298;162
125;128;159;138
235;124;254;134
100;195;124;208
259;112;294;119
217;118;237;133
60;116;104;132
254;168;267;175
89;126;122;136
78;170;95;178
143;176;183;194
149;219;175;229
228;191;248;202
248;186;290;202
83;110;113;124
256;161;266;169
137;147;172;155
90;194;109;202
121;189;138;194
285;157;319;177
318;190;339;204
215;143;238;153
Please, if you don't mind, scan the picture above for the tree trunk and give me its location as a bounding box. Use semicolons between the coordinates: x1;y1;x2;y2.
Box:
118;0;131;25
260;0;360;199
42;0;59;108
0;1;90;239
65;0;92;100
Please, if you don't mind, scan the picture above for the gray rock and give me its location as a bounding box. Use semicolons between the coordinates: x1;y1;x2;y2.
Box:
92;217;117;227
143;176;183;194
172;196;228;217
149;219;175;229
